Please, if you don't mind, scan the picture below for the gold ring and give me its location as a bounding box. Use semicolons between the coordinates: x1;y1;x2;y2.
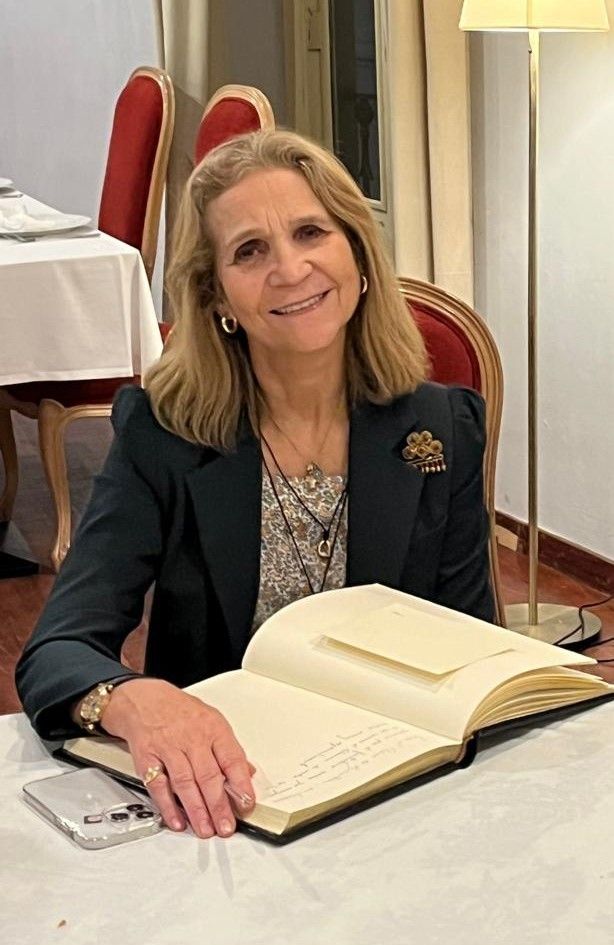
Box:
142;764;165;786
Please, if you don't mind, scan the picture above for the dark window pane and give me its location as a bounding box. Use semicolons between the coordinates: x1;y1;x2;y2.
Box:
329;0;380;201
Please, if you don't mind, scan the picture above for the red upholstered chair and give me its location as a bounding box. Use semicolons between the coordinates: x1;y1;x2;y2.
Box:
195;84;275;164
99;66;174;282
0;67;175;571
398;277;505;626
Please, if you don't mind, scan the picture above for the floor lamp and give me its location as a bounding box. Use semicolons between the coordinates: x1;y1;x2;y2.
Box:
459;1;610;644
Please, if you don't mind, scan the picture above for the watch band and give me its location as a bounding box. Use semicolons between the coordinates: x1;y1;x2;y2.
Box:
77;674;143;734
78;681;115;733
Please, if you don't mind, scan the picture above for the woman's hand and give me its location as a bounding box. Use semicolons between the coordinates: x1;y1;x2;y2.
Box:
101;678;255;838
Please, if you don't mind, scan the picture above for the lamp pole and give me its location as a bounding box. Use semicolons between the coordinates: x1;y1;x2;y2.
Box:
459;1;609;644
527;28;539;627
506;27;601;644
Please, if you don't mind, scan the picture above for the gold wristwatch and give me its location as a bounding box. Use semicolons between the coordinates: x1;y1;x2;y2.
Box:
79;682;115;733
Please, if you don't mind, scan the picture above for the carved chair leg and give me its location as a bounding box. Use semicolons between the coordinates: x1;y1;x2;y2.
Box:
0;407;18;521
489;516;506;628
38;400;112;571
38;399;72;572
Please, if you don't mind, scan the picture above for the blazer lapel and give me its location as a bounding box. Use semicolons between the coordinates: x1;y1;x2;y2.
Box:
185;396;425;648
186;428;262;658
348;397;424;587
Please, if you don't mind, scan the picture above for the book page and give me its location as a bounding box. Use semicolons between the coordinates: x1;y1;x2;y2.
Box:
65;670;456;819
186;673;455;817
242;584;601;742
326;603;512;673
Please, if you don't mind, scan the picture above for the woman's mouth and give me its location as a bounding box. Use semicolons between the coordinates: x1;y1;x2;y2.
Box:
270;290;330;316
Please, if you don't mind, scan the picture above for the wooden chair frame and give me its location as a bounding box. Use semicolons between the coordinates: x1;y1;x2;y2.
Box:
398;276;505;626
0;406;18;522
203;83;275;126
196;83;275;162
0;66;174;571
39;401;112;570
128;66;175;282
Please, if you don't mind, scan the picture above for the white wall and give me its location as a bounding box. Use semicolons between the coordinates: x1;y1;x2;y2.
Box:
471;16;614;560
0;0;163;311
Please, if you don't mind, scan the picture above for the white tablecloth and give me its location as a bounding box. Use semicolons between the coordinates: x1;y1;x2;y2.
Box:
2;703;614;945
0;195;163;385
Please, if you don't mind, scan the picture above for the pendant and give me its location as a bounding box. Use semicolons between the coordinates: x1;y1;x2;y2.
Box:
305;462;323;491
317;537;332;559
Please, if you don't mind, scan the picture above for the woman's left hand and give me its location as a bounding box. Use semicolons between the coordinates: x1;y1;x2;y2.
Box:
101;677;256;838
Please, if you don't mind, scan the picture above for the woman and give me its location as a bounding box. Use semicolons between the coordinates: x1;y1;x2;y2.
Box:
16;130;493;840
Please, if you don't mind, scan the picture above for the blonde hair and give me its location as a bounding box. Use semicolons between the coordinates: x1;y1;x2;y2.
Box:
145;129;427;448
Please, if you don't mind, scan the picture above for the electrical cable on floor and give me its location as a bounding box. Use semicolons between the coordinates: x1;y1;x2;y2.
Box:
553;593;614;657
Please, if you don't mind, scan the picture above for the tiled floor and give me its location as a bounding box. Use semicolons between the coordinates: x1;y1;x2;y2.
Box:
1;412;613;715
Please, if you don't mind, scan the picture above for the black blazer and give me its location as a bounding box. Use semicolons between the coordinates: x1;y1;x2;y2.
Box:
16;383;493;739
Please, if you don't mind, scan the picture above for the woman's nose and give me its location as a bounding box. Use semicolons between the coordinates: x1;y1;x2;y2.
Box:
268;242;312;285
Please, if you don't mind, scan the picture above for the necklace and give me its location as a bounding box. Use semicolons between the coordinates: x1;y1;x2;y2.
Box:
262;453;348;594
260;431;348;561
265;400;345;490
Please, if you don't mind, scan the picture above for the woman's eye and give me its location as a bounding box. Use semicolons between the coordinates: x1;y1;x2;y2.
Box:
233;239;265;264
297;224;325;241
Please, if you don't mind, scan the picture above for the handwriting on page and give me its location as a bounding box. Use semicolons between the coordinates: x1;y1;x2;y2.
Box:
260;722;422;805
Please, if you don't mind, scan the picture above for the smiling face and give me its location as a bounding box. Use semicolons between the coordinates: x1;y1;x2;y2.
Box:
206;167;362;365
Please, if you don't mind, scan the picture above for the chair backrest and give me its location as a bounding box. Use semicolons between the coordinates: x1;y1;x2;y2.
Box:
194;84;275;164
398;276;505;625
98;66;175;282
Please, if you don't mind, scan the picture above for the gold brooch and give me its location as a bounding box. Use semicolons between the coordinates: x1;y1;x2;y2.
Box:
402;430;446;474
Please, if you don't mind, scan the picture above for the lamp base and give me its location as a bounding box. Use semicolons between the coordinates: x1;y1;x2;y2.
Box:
506;602;601;649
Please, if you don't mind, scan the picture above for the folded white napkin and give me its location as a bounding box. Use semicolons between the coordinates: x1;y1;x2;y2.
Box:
0;208;60;232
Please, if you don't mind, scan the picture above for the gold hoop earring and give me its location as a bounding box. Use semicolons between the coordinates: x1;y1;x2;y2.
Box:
220;315;238;335
360;274;368;296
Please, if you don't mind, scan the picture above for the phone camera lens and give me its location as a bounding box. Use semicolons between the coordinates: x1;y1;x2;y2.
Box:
126;803;145;812
109;811;129;822
135;810;155;819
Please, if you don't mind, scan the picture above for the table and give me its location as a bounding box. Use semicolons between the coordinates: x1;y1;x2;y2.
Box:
2;704;613;945
0;192;163;575
0;194;163;386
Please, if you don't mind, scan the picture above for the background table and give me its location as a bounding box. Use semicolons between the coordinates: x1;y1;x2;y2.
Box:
2;704;613;944
0;193;163;576
0;195;163;386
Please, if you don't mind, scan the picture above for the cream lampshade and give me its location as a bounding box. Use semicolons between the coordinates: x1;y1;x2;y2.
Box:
460;0;609;31
460;0;609;643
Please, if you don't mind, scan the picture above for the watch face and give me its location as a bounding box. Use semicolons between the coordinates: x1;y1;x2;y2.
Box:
81;702;101;722
80;686;111;724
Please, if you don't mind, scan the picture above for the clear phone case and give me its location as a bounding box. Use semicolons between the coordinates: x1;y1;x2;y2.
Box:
22;767;162;850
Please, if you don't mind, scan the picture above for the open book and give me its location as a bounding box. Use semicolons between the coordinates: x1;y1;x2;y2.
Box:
63;584;613;839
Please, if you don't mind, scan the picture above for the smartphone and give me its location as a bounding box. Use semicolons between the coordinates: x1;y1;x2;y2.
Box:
22;767;163;850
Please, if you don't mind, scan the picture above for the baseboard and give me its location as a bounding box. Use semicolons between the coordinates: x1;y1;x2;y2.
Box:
496;512;614;596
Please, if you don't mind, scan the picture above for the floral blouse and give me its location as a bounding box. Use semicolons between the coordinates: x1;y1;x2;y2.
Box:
252;467;348;632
